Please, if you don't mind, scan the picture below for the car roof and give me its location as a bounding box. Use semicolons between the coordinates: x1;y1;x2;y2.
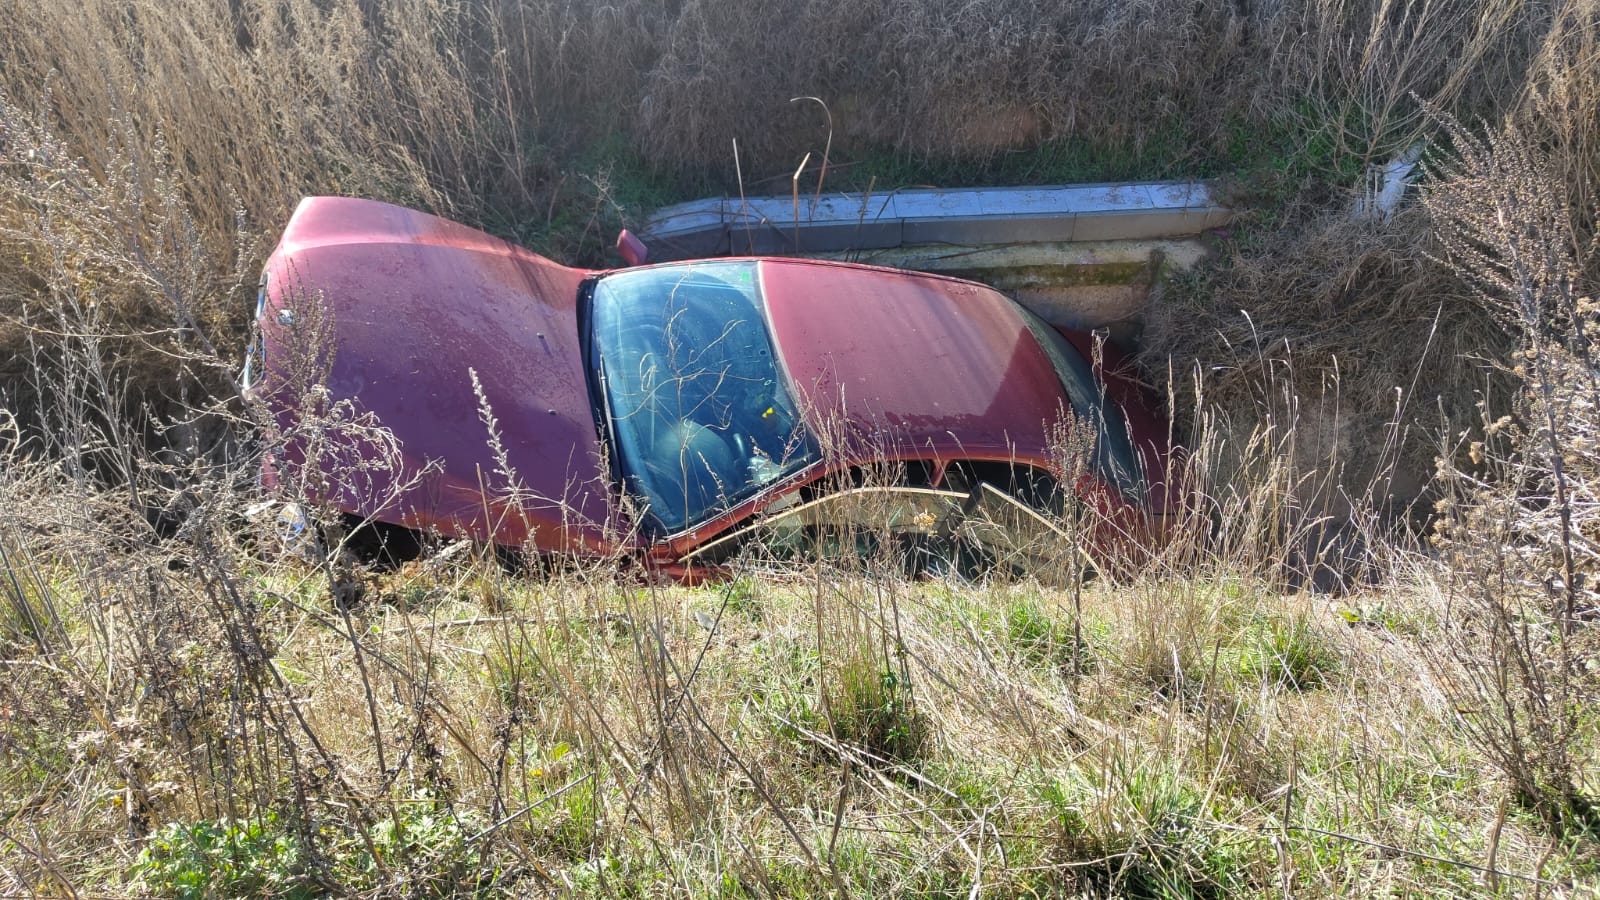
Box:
756;257;1068;463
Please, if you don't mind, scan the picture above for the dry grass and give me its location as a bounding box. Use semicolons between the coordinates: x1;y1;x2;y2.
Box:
0;306;1594;894
1140;0;1600;516
2;460;1595;895
0;0;1586;447
1143;208;1510;516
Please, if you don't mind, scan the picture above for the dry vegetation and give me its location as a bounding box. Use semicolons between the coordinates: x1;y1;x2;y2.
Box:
2;0;1600;896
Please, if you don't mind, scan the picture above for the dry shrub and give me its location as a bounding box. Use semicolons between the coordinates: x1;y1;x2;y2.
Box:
641;0;1168;167
0;0;470;462
1143;209;1508;514
0;0;652;453
1141;0;1599;519
1419;114;1600;834
0;98;245;477
1293;0;1556;164
0;0;530;236
1521;0;1600;241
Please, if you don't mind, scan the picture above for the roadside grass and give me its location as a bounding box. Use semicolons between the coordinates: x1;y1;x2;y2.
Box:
3;518;1595;895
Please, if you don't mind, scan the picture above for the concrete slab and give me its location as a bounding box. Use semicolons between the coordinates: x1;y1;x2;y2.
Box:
646;225;730;258
885;191;987;220
640;199;731;257
1062;183;1158;212
1072;208;1219;242
816;238;1210;274
725;194;902;254
810;237;1213;333
1144;181;1211;209
636;180;1232;260
932;214;1077;244
733;218;903;255
1015;284;1147;331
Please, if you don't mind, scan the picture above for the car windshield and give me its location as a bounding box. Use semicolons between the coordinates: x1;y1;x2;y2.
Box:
590;261;817;533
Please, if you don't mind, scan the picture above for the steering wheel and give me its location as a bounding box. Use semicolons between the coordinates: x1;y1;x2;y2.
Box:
647;419;738;513
613;319;664;365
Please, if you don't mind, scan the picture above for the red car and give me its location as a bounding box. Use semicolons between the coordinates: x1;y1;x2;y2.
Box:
245;197;1175;578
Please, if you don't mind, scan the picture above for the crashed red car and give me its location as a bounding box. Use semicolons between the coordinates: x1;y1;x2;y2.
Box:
245;197;1175;577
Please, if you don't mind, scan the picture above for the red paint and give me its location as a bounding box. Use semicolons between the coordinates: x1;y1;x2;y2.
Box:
760;258;1069;463
254;197;615;553
1056;328;1182;516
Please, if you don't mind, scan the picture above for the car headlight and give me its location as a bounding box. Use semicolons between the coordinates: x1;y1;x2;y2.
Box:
242;270;269;390
254;270;269;320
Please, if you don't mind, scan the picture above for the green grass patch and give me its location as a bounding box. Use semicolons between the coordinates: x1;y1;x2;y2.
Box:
1004;595;1100;675
1231;610;1339;690
824;653;930;765
1038;758;1260;898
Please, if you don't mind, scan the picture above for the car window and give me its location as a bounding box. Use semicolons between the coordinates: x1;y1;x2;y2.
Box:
1017;312;1145;503
590;261;817;533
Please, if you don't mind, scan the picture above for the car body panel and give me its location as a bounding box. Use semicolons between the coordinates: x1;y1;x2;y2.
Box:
645;259;1094;560
256;197;614;552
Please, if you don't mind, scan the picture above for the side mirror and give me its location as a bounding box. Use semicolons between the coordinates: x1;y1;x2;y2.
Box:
616;229;649;267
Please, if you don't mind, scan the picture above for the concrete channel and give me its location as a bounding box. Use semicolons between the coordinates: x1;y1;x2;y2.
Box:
637;181;1235;338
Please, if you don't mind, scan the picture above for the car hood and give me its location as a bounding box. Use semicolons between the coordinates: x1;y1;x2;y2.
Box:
256;197;613;551
759;259;1067;461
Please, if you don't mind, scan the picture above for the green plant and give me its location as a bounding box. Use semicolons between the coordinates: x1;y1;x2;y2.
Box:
132;802;486;899
1038;757;1252;898
722;575;762;621
1005;596;1093;674
1234;610;1338;690
133;814;312;900
347;801;483;893
825;652;929;766
537;769;600;858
